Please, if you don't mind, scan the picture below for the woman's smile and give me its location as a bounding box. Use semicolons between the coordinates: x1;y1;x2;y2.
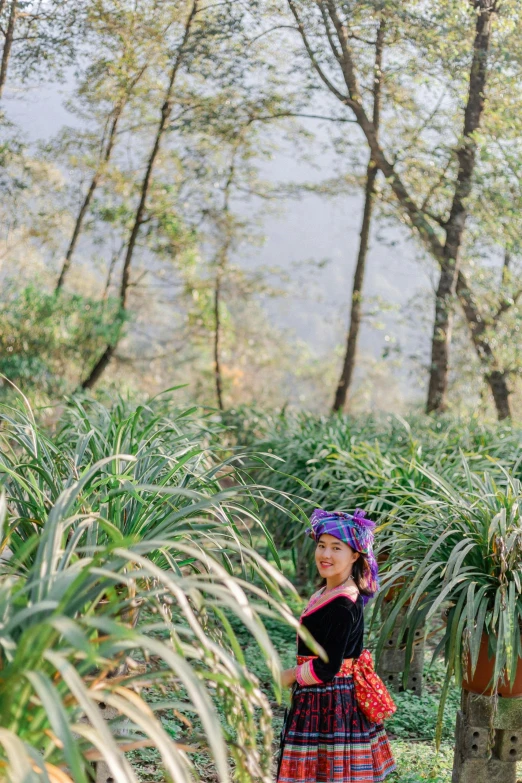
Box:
314;533;361;586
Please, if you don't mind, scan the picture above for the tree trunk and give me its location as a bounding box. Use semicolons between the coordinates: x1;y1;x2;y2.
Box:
56;103;124;292
426;1;493;413
81;249;123;388
0;0;17;98
80;0;198;389
209;144;238;412
332;17;384;413
332;161;377;411
103;245;122;301
486;370;511;420
426;263;457;413
503;248;511;277
81;344;116;390
116;0;198;315
456;270;511;420
213;270;224;410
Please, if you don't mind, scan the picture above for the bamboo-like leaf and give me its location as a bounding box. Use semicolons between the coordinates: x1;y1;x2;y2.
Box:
0;729;42;782
470;592;489;674
99;690;193;783
25;671;89;783
45;651;140;782
425;576;470;622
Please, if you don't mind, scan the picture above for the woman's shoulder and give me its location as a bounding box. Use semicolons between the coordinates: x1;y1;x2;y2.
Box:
302;588;361;618
330;590;361;610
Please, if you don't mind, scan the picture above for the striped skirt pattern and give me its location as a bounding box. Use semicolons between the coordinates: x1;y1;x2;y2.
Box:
277;676;396;783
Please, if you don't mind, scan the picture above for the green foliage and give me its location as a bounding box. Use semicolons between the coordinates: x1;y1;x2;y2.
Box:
223;407;522;754
4;395;522;779
0;1;84;91
223;407;521;570
389;741;453;783
0;284;125;396
223;597;303;691
385;662;460;742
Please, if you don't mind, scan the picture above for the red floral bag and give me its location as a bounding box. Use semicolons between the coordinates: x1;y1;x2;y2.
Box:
352;649;396;723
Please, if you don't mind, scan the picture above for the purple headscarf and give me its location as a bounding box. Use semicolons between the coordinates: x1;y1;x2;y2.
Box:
306;508;379;603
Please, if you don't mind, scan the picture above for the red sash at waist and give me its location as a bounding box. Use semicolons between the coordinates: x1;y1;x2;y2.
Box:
297;654;354;677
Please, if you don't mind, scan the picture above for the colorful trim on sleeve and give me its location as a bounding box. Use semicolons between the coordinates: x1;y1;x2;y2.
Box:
296;658;323;686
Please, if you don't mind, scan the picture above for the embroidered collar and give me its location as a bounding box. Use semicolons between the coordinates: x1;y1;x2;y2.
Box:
300;584;359;619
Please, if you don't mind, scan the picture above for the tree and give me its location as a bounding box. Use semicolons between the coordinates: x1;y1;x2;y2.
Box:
332;15;385;412
211;155;234;411
285;0;516;416
0;283;124;397
79;0;298;391
0;0;17;97
0;0;84;97
53;0;185;291
81;0;200;388
0;124;70;283
181;112;286;410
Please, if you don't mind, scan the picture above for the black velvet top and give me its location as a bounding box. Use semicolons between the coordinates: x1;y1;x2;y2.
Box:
296;590;364;684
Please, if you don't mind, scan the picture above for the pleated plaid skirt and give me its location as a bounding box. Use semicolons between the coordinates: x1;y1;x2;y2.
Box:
277;676;396;783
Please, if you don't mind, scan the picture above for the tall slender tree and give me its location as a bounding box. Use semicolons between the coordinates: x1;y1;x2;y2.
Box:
212;160;236;411
332;16;385;412
54;0;170;291
210;131;254;410
424;0;494;413
80;0;295;391
81;0;199;389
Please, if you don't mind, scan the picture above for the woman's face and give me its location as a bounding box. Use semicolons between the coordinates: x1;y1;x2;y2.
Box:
315;533;359;581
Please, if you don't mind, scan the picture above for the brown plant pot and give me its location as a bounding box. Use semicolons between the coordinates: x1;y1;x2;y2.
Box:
462;633;522;697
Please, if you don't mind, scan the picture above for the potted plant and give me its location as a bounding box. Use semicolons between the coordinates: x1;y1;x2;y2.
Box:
372;460;522;744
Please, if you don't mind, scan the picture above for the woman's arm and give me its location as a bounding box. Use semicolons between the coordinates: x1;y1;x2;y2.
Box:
281;667;297;688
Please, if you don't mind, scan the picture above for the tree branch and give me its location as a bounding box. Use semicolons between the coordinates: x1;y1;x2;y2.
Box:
424;209;447;228
249;24;298;43
287;0;349;105
493;286;522;321
419;157;452;219
320;0;445;261
317;0;342;64
252;111;356;123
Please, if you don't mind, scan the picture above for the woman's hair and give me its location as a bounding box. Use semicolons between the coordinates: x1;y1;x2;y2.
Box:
318;551;373;602
352;552;373;601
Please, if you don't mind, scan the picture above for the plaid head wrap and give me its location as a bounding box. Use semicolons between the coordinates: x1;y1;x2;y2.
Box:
306;508;379;603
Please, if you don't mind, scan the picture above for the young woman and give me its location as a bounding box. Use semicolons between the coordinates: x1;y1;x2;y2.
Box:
277;508;396;783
